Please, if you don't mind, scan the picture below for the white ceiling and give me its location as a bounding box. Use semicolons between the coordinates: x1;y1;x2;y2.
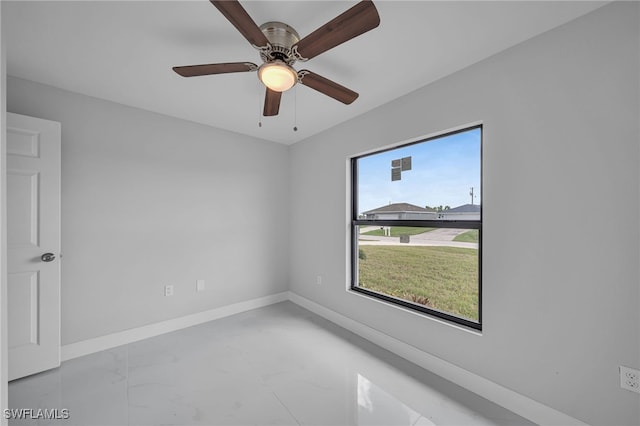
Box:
5;1;607;145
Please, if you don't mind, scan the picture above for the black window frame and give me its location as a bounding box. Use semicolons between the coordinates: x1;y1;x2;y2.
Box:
350;125;483;331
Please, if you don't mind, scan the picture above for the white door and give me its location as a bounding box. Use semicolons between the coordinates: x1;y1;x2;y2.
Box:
7;113;61;381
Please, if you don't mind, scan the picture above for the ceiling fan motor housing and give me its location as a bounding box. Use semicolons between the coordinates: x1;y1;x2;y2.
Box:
259;21;300;64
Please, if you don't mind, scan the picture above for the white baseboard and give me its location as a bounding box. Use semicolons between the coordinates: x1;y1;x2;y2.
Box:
61;292;288;361
287;291;587;426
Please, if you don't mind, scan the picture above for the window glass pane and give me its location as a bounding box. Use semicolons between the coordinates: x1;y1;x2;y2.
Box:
352;126;482;327
356;225;479;322
357;128;481;220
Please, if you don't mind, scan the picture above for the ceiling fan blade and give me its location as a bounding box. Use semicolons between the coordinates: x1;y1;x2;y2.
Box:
210;0;270;48
293;0;380;61
263;88;282;116
173;62;257;77
298;70;359;104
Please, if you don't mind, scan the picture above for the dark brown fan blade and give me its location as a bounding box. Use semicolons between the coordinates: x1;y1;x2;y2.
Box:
298;70;358;104
293;0;380;61
263;88;282;116
173;62;257;77
210;0;270;48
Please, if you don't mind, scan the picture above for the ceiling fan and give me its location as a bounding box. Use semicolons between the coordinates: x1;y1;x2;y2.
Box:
173;0;380;117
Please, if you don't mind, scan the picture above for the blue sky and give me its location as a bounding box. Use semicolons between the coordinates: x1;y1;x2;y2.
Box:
357;128;481;214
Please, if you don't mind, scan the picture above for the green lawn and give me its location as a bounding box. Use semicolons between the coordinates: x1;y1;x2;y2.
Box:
362;226;435;237
357;245;479;321
453;229;479;243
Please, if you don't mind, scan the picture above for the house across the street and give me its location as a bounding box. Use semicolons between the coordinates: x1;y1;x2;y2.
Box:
361;203;437;220
438;204;481;220
362;202;481;221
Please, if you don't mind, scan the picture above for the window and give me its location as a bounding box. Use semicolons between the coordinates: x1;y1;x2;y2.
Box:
351;126;482;330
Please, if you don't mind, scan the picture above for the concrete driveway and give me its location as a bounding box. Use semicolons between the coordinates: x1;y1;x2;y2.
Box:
411;228;468;241
358;226;478;249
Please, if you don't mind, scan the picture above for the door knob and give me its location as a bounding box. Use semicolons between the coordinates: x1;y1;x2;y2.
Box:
41;253;56;262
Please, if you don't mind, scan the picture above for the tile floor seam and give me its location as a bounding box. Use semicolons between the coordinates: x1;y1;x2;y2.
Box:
271;391;302;426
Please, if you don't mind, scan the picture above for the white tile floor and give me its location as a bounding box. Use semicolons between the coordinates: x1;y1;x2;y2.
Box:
9;302;534;425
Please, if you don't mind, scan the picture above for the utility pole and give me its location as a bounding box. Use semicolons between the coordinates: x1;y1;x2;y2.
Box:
470;187;474;205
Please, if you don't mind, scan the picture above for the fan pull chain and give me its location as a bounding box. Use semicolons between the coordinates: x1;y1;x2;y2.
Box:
257;80;262;128
293;85;298;132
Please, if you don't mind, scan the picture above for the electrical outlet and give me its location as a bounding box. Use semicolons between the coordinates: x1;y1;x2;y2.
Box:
164;285;174;297
620;366;640;393
316;275;322;285
196;280;205;292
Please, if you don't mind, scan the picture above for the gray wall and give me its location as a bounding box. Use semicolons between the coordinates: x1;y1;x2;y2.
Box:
7;77;290;345
289;3;639;425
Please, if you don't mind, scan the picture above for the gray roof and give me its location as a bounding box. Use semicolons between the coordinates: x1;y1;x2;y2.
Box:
363;203;435;214
446;204;481;213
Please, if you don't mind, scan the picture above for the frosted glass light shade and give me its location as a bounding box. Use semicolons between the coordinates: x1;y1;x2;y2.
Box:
258;61;297;92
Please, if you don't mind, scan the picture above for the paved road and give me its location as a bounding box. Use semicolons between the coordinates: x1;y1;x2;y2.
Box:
358;226;478;249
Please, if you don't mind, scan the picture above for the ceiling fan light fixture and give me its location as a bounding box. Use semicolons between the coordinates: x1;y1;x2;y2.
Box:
258;61;297;92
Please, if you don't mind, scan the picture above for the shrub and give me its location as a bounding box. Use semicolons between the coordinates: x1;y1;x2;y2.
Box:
358;248;367;260
406;293;431;307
